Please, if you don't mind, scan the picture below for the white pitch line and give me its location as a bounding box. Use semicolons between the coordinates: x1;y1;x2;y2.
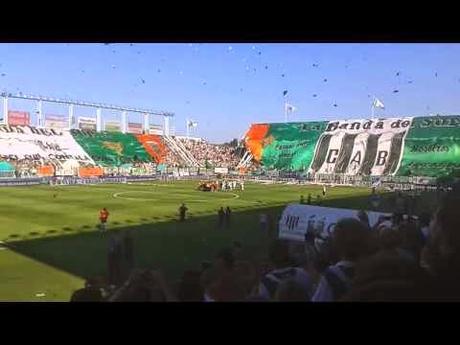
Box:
112;191;241;202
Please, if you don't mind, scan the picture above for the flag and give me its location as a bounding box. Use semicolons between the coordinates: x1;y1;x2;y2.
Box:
285;103;297;112
373;97;385;109
187;120;198;128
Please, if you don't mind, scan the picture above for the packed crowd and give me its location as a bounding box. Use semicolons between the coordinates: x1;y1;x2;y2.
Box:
70;185;460;302
178;138;241;168
4;158;59;177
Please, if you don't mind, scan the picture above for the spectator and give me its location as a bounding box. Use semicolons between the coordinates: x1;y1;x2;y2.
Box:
123;230;135;280
312;218;374;302
70;278;106;302
254;240;313;301
343;251;432;301
107;232;123;287
357;210;371;230
225;206;232;228
109;269;177;302
217;207;225;229
274;278;313;302
177;270;204;302
422;190;460;300
259;213;268;233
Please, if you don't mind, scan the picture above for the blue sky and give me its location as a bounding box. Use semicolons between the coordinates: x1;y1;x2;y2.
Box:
0;43;459;143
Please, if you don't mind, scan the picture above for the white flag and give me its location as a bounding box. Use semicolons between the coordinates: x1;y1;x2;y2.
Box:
285;103;297;112
187;120;198;128
373;97;385;109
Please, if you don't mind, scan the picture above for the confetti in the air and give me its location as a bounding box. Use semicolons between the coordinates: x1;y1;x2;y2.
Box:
393;89;399;93
228;46;233;51
312;63;319;67
312;94;317;98
435;72;438;77
140;78;146;84
323;78;328;82
333;103;338;107
396;72;400;76
283;90;288;96
281;74;285;78
265;65;268;70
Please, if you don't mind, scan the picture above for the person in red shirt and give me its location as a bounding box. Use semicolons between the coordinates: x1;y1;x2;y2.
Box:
99;208;110;232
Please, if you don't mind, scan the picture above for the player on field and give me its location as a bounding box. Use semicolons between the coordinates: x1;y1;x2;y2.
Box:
179;203;188;222
99;208;110;232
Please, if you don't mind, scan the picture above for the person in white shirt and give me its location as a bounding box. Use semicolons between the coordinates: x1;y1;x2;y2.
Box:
312;218;373;302
240;181;245;191
254;240;313;301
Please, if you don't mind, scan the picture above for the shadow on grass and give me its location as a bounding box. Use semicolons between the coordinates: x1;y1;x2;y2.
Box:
7;190;438;285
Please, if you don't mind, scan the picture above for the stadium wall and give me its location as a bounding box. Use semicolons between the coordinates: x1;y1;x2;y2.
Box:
243;115;460;178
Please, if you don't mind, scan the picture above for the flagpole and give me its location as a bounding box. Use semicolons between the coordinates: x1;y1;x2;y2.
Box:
284;100;288;123
186;118;189;138
371;96;375;118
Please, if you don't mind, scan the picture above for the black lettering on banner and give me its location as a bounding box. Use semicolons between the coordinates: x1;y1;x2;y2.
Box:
363;121;373;130
16;126;24;134
359;134;381;175
326;149;339;164
326;122;339;132
375;151;389;166
375;122;384;129
391;120;401;129
339;123;349;130
29;127;41;135
383;132;405;175
349;122;361;130
334;134;358;174
420;119;432;128
350;151;362;165
310;134;332;172
401;120;410;128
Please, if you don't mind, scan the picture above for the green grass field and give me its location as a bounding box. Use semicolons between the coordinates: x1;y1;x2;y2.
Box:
0;180;438;301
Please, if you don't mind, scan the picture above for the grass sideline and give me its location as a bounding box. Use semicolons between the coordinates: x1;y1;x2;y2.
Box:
0;180;437;301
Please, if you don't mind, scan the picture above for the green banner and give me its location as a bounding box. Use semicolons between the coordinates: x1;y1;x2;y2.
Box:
260;122;328;171
398;116;460;177
71;129;152;166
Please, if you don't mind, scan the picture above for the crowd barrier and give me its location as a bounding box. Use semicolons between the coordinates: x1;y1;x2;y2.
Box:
0;178;43;186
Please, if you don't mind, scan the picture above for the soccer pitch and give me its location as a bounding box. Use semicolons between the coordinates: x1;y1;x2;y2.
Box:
0;180;381;301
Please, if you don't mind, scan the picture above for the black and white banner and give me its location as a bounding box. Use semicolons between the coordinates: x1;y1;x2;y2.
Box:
309;117;413;176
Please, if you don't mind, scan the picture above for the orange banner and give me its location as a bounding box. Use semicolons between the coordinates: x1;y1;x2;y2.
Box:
37;165;55;177
78;167;104;178
135;134;167;163
244;124;269;161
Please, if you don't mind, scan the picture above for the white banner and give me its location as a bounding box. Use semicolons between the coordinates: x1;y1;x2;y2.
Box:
279;204;390;242
78;117;97;130
214;167;229;174
310;117;413;176
0;125;94;164
45;114;67;129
